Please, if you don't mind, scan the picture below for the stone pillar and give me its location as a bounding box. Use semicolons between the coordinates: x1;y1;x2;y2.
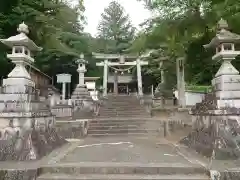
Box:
136;59;143;96
62;83;66;100
176;57;186;108
160;69;165;84
159;61;165;107
103;59;108;96
113;72;118;94
78;70;84;86
50;95;55;107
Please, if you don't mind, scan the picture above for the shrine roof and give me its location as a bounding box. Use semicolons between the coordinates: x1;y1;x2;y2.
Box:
27;65;52;80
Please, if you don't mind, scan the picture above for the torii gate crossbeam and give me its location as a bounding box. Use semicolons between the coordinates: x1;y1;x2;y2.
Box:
93;52;148;96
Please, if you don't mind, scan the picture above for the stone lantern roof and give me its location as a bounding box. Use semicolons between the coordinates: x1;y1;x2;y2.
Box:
204;18;240;48
0;22;42;51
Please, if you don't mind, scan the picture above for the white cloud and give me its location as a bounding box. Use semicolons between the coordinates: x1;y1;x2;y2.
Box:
83;0;152;36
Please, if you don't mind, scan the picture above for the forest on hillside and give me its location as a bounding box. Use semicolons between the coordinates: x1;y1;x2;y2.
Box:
0;0;240;93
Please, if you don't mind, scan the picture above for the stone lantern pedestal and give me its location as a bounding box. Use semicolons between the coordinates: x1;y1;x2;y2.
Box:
182;19;240;161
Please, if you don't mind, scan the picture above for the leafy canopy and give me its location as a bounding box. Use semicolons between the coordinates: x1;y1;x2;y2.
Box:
97;1;136;54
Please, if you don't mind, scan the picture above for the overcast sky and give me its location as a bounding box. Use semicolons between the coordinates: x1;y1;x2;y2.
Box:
83;0;152;36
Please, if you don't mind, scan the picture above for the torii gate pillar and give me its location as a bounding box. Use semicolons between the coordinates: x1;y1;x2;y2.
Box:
103;59;108;96
136;58;143;96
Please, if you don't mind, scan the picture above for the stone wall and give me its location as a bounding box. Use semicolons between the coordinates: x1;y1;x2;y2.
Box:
152;108;192;125
181;91;240;159
51;105;73;119
0;128;66;161
55;120;89;139
0;169;38;180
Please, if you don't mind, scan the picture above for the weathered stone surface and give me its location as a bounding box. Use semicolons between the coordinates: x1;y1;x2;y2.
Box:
55;121;88;139
0;169;38;180
0;128;66;161
220;171;240;180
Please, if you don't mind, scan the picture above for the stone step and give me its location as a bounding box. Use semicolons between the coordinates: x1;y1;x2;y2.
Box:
105;100;140;102
103;101;141;103
99;109;147;112
97;115;150;118
90;122;156;127
37;173;209;180
97;116;150;118
89;124;141;128
116;113;149;115
105;99;140;101
89;124;142;129
98;112;148;115
104;104;141;106
89;123;158;129
101;107;143;110
90;119;159;123
88;132;161;137
88;129;159;134
89;124;156;129
96;116;151;119
99;112;147;115
98;110;147;114
40;162;208;175
88;126;161;131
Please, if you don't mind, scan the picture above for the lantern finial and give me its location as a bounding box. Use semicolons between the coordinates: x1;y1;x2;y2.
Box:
17;22;29;34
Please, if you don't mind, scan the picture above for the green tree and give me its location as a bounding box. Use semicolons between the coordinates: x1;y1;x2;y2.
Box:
0;0;98;92
97;1;136;53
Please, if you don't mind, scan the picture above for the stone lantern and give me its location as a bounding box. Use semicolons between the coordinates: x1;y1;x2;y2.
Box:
158;56;168;106
204;19;240;107
185;19;240;159
0;22;65;161
204;18;240;77
71;54;93;112
0;22;42;92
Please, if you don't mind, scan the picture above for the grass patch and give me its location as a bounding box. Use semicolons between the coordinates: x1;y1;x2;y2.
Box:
186;85;211;93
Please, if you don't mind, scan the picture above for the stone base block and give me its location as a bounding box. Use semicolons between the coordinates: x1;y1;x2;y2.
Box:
0;128;66;161
0;169;38;180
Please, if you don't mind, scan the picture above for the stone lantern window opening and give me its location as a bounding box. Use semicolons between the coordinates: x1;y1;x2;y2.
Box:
12;46;31;57
222;43;234;51
178;58;184;70
216;45;221;53
13;46;23;54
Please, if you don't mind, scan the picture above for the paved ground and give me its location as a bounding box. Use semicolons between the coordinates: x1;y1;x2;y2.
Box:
59;136;201;166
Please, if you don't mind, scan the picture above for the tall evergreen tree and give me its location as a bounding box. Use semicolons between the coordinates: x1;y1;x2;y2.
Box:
97;1;136;54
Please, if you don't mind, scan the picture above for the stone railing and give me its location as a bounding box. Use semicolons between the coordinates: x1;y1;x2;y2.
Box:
152;97;176;107
51;104;73;119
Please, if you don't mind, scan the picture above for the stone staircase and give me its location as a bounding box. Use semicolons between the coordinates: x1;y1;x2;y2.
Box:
37;162;209;180
97;95;150;118
88;95;161;136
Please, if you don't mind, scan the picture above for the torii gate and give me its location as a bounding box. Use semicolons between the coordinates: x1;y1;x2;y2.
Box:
93;52;148;96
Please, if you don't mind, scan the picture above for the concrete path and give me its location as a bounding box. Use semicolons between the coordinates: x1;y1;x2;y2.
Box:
58;136;205;167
